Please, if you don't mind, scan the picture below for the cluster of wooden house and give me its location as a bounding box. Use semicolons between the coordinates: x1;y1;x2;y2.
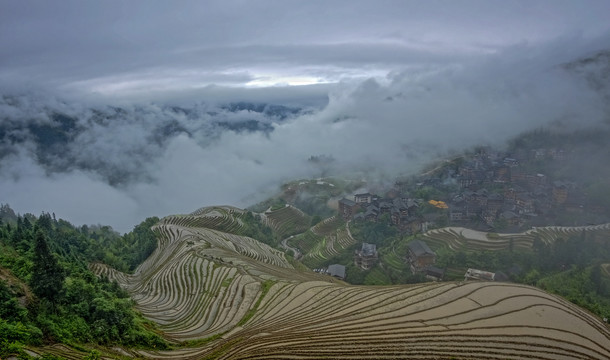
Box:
339;194;432;234
339;144;587;232
351;238;446;281
448;153;584;228
327;146;592;283
349;238;501;283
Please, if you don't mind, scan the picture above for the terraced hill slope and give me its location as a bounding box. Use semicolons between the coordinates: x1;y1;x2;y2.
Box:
288;216;357;268
263;204;311;239
421;223;610;252
91;207;610;359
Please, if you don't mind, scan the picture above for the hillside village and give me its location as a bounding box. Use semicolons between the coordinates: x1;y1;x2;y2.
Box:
339;144;609;234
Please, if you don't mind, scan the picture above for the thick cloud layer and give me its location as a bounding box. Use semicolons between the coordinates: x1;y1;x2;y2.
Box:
2;1;610;99
2;39;609;232
1;1;609;231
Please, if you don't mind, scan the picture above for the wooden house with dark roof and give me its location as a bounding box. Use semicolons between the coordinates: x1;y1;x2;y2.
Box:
352;213;365;222
406;240;436;272
354;192;373;204
338;198;359;220
487;193;504;213
449;204;466;222
364;204;379;221
425;266;445;281
327;264;346;280
354;243;378;270
378;201;393;214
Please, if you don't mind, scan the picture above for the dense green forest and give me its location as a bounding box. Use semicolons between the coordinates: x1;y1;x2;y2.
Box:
0;205;167;358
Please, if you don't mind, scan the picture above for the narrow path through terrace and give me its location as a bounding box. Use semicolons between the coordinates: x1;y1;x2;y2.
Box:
281;235;302;259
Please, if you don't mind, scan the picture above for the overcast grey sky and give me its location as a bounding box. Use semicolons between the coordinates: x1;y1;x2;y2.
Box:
2;0;609;100
1;1;610;232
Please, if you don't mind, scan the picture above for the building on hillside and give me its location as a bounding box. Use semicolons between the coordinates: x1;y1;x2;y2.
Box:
487;193;504;213
449;201;469;222
421;213;443;233
481;209;498;226
354;192;374;204
352;213;365;222
406;240;436;273
354;243;378;270
464;268;495;281
338;198;359;220
425;266;445;281
493;165;510;183
552;181;571;205
363;204;379;221
503;158;519;167
378;201;393;214
515;193;535;214
327;264;346;280
500;211;520;226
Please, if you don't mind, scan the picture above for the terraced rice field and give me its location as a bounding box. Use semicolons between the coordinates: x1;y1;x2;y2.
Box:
310;215;343;236
263;205;311;238
161;206;247;234
421;223;610;252
288;216;357;268
91;208;610;359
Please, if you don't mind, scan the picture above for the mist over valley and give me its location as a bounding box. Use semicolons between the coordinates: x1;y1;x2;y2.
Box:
2;2;610;359
2;43;609;232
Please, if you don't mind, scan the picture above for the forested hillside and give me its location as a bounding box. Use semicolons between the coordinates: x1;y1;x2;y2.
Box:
0;206;167;358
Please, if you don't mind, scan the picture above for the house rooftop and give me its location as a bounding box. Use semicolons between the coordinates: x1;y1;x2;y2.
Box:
339;198;356;206
488;193;503;201
407;240;435;257
465;268;495;281
327;264;346;279
364;209;377;217
425;266;445;278
361;243;377;256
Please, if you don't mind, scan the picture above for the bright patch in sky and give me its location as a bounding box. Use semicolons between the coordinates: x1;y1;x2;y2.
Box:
246;75;326;87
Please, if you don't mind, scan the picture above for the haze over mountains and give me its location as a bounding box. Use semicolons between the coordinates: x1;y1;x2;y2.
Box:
1;1;610;232
1;45;609;232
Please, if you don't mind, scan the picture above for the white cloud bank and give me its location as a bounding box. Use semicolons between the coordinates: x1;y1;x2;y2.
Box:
1;39;609;232
1;2;610;231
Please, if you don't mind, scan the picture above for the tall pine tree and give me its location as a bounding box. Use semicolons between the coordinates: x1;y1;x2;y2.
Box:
30;228;64;302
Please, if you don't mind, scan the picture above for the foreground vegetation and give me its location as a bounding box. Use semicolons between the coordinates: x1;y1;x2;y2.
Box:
0;206;168;358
